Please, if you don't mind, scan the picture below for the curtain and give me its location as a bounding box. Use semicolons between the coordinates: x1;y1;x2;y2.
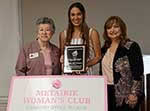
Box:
0;0;22;103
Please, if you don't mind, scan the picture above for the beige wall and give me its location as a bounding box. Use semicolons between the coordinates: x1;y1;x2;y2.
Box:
22;0;150;54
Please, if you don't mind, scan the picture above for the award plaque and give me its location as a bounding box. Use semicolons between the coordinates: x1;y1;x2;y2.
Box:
64;45;86;73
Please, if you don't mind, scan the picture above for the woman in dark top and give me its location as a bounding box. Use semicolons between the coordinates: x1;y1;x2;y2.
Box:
99;16;144;111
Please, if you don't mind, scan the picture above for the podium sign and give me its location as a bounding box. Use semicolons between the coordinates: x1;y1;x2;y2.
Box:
7;76;107;111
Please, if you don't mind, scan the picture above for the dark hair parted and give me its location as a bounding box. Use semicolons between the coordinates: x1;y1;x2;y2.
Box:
66;2;90;58
36;17;56;33
103;16;129;48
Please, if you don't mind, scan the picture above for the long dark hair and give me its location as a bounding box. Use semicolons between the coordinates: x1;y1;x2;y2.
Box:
66;2;90;58
103;16;129;49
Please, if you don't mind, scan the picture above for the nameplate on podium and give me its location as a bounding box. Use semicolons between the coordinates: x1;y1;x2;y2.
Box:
7;76;107;111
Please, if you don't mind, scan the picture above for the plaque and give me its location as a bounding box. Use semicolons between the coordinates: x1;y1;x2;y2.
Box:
64;45;86;73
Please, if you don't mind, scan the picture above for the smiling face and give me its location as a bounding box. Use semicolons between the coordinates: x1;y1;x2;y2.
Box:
106;23;122;41
70;7;83;27
37;24;53;43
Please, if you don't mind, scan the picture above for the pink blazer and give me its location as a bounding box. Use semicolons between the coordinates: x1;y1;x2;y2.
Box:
15;40;61;76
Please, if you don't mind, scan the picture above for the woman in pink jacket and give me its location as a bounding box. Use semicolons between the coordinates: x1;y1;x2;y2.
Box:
16;17;61;76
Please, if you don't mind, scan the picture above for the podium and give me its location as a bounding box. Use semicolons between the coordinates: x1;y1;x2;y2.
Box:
7;75;108;111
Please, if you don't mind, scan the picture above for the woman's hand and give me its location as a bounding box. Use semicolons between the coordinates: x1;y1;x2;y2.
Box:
60;55;64;63
126;94;138;108
86;67;89;71
60;55;64;73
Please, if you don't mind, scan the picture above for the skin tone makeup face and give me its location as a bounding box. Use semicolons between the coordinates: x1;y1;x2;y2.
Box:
107;23;121;41
70;7;83;27
37;24;53;43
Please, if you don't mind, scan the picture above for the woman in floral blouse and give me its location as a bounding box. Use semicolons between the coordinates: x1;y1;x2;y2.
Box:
99;16;144;111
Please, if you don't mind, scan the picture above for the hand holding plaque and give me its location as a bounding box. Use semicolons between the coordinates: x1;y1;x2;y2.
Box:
64;45;86;73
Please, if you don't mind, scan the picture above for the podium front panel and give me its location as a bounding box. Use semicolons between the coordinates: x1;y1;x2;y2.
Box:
7;76;108;111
